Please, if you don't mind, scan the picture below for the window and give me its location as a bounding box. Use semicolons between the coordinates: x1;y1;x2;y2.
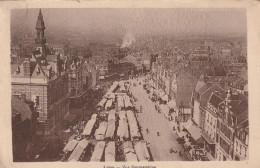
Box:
36;96;40;105
240;145;242;155
37;67;40;75
16;67;20;74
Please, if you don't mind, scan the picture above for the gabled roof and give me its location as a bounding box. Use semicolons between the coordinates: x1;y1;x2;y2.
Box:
208;93;225;108
11;58;24;74
200;84;226;108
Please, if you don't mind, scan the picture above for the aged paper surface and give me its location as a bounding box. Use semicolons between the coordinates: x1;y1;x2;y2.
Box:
0;0;260;168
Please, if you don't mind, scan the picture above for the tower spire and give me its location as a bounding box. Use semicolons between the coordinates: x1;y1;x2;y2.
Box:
35;9;46;57
38;9;43;20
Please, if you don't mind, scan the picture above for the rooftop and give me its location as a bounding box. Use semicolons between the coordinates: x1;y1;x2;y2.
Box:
11;96;32;121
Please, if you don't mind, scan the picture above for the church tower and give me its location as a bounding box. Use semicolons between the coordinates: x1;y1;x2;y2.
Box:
35;9;46;57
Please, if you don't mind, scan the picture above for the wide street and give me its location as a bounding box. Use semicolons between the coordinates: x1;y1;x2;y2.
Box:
129;77;190;161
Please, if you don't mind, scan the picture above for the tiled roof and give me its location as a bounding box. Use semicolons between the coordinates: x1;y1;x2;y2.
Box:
208;92;225;108
200;84;226;108
231;97;248;117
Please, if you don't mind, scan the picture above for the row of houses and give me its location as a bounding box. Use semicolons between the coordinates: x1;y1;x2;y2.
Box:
150;54;248;161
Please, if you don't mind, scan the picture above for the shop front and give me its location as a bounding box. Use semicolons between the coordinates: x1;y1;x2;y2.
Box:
201;130;216;160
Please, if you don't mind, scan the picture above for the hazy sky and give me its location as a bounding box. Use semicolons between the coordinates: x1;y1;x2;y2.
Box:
11;8;247;36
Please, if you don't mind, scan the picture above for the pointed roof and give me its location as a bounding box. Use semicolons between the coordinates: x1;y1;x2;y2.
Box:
36;9;45;29
208;93;225;108
199;84;226;108
38;9;43;19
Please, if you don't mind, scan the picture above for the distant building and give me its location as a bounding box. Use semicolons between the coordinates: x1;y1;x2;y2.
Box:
51;43;69;60
221;48;232;57
141;52;151;72
67;57;88;108
189;46;210;61
83;63;99;89
88;56;108;80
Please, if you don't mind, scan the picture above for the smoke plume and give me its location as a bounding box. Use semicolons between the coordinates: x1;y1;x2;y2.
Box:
121;32;136;48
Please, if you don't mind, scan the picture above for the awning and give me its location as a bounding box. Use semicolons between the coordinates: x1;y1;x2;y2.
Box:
201;131;216;144
188;126;201;141
90;141;106;162
104;93;115;100
182;119;193;130
196;136;204;144
105;142;115;161
91;114;97;119
97;98;107;108
63;139;78;152
134;141;150;161
105;99;113;110
160;94;168;102
125;152;138;161
167;100;176;109
183;119;201;141
177;131;187;138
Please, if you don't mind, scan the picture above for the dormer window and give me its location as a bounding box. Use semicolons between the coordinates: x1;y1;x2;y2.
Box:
16;67;20;74
36;67;40;75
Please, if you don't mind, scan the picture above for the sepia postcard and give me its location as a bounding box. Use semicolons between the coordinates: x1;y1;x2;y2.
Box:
0;0;260;168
